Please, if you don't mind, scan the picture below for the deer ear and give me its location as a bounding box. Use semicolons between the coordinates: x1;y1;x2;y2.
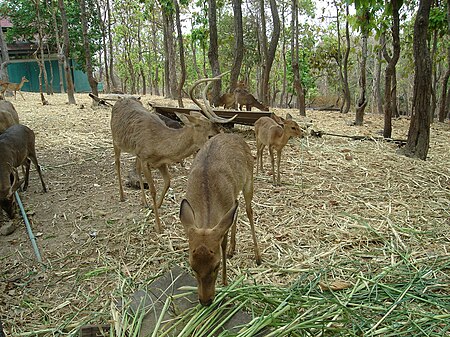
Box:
285;113;293;120
176;113;191;125
213;201;238;238
180;199;196;232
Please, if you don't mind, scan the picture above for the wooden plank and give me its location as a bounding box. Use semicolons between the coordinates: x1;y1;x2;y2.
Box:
153;105;271;126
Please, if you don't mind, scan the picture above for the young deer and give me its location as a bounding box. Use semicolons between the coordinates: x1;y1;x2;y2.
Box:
0;76;29;100
0;124;47;218
0;101;20;133
180;133;262;306
111;77;235;233
255;114;304;186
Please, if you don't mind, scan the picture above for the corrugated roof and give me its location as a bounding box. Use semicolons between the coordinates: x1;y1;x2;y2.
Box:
0;17;12;28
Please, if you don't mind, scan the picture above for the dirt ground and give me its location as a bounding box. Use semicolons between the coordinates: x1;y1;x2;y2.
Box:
0;92;449;335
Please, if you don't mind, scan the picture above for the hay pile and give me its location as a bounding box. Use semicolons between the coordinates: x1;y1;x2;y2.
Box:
0;92;448;335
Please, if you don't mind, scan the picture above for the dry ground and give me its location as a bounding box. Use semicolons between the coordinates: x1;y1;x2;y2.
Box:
0;92;449;335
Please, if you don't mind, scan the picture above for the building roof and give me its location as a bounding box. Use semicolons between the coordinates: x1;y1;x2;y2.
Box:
0;18;13;28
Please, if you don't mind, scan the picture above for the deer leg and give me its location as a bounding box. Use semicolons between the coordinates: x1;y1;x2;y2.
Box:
243;178;262;265
22;159;31;191
221;235;228;285
135;157;148;207
113;145;125;201
29;155;47;192
156;164;170;208
276;149;282;186
141;162;163;233
227;207;238;258
259;144;265;174
19;91;25;100
269;146;276;185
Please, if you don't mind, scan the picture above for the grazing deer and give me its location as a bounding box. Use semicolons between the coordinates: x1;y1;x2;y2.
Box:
217;93;236;109
0;101;20;133
0;76;29;100
234;88;269;111
180;133;262;306
255;114;304;186
0;124;47;218
111;76;235;233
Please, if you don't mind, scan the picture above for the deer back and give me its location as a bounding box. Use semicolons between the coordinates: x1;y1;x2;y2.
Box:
0;101;19;133
111;98;219;166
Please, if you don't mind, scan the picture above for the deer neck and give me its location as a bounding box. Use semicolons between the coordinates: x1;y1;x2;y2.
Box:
161;126;199;162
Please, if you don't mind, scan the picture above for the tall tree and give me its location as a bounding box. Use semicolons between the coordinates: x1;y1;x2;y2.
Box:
400;0;432;160
175;0;186;107
0;18;10;82
80;0;99;100
291;0;306;115
438;0;450;122
355;5;371;125
208;0;222;102
51;0;65;93
382;0;402;138
261;0;280;106
229;0;244;93
58;0;76;104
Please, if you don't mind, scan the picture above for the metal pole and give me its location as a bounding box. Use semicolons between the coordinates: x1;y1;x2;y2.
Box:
14;191;42;263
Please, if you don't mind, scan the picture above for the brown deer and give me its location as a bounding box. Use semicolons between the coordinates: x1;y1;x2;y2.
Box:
111;76;235;233
180;133;262;306
0;124;47;219
0;101;20;133
234;88;269;111
217;93;236;109
0;76;29;100
255;114;304;186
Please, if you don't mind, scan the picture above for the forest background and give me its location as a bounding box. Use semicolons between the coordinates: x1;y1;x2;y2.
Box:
0;0;448;158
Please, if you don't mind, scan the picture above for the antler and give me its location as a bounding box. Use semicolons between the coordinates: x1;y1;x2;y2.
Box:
190;72;237;124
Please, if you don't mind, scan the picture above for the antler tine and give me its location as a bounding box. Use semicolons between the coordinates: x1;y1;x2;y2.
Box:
190;72;237;124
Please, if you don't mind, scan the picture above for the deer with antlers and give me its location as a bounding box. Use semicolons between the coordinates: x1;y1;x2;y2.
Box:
0;76;29;100
180;132;262;306
255;114;304;186
110;75;236;233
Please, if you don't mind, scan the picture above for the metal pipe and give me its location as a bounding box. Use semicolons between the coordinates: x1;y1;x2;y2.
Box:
14;191;42;263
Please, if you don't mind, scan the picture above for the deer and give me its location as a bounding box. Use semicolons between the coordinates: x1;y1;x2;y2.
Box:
111;75;236;233
0;124;47;219
0;101;20;133
254;113;304;186
0;76;29;100
179;133;262;306
234;88;269;111
217;93;236;109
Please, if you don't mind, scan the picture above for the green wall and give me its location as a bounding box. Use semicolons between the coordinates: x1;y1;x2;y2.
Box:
7;59;93;93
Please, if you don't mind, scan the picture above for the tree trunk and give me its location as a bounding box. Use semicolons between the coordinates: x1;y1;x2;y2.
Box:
373;41;383;114
438;0;449;122
58;0;76;104
80;0;99;101
107;0;118;91
291;0;305;116
261;0;280;106
400;0;432;160
341;3;351;114
96;0;109;93
208;0;222;102
175;0;186;107
0;20;10;82
383;0;401;138
51;0;65;93
229;0;244;93
355;26;368;125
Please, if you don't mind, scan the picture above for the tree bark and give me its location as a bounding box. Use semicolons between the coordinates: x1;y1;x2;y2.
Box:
0;20;10;82
438;0;450;122
373;42;383;114
355;23;368;125
58;0;76;104
383;0;401;138
261;0;280;106
51;0;65;93
400;0;432;160
175;0;186;107
107;0;118;91
208;0;222;102
291;0;305;116
341;3;351;114
229;0;244;93
80;0;99;100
